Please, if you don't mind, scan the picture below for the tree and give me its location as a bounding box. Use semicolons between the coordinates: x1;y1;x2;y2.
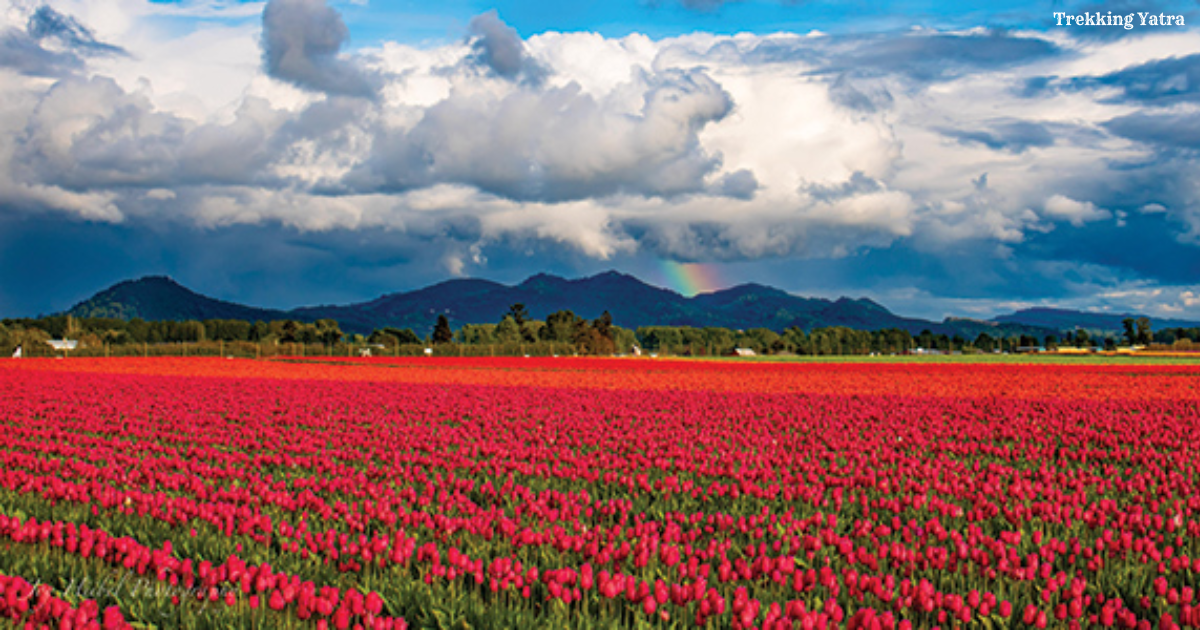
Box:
784;327;810;354
456;324;496;344
637;327;681;353
179;320;206;343
384;327;422;345
591;311;616;355
520;321;542;343
542;310;581;343
1;326;49;356
432;315;453;344
679;328;707;355
506;304;529;326
1074;329;1090;348
315;319;343;346
296;324;319;344
1155;328;1177;344
279;320;300;343
733;328;779;354
495;316;520;344
367;330;397;348
1135;317;1152;345
811;330;834;356
612;326;637;354
701;327;733;355
569;314;615;356
127;318;150;343
1122;318;1136;346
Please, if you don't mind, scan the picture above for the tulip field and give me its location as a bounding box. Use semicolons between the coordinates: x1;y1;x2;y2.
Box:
2;357;1199;630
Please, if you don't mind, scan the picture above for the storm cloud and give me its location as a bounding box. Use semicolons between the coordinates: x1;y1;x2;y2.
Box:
261;0;379;98
4;1;1200;320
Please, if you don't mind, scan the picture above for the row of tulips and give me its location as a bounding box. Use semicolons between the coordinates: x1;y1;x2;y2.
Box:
1;358;1199;628
10;355;1200;400
0;511;406;630
0;570;134;629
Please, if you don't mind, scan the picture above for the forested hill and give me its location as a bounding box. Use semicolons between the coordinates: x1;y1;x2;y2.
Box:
67;276;288;323
992;307;1200;336
65;271;1060;338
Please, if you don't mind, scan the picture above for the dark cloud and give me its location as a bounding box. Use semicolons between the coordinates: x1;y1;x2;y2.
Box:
824;31;1062;81
623;221;776;262
679;0;737;11
939;119;1055;153
623;194;913;262
1015;75;1056;98
26;6;125;56
466;11;546;84
804;171;882;202
0;28;80;76
261;0;379;98
0;5;124;77
1105;112;1200;150
712;169;758;199
827;74;893;113
1022;211;1200;285
740;38;823;66
1085;54;1200;106
638;0;742;12
0;207;486;316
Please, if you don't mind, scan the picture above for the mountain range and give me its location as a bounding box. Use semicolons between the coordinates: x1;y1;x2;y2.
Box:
63;272;1200;339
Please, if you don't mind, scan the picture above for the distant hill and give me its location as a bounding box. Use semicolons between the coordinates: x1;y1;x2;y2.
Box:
68;271;1058;338
287;271;1058;337
67;276;289;323
991;307;1200;335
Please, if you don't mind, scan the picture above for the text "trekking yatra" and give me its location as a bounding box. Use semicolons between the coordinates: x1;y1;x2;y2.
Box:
1053;11;1185;28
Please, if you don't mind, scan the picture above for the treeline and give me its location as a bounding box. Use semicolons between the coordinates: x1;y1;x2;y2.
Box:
446;305;630;356
1;315;347;348
3;309;1194;358
0;306;631;357
638;327;1005;356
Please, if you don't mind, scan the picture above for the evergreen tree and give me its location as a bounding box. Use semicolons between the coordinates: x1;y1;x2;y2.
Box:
1122;318;1136;346
506;304;529;326
432;315;453;344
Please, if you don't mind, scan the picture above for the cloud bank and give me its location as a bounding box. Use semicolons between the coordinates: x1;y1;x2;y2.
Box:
2;1;1200;319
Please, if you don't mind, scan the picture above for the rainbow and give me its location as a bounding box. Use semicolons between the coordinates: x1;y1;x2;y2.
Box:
659;261;724;297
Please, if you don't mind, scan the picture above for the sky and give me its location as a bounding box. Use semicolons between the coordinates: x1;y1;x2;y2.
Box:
2;0;1200;322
